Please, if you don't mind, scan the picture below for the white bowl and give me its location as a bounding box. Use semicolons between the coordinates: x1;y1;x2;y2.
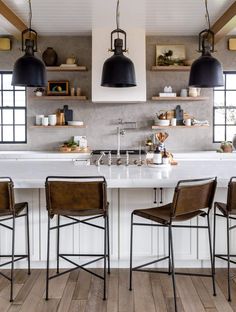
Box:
156;119;170;126
68;121;84;126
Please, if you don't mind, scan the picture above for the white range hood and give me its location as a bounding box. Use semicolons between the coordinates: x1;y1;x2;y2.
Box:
91;0;146;102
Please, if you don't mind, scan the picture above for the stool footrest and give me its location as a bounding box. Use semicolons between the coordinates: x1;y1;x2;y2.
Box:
215;254;236;265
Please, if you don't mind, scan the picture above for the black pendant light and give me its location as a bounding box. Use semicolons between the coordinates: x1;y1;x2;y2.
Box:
101;0;136;87
189;0;223;88
12;0;46;87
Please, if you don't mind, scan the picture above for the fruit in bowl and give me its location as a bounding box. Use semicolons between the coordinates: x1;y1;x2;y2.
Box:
218;141;233;153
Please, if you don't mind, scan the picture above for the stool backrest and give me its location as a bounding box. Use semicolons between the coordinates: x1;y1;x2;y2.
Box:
171;177;217;218
45;176;107;217
0;177;14;212
227;177;236;211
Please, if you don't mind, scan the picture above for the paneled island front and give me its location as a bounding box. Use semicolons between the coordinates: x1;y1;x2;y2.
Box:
0;154;234;269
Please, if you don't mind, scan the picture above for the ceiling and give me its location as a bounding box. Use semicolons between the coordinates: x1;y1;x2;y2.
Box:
0;0;235;36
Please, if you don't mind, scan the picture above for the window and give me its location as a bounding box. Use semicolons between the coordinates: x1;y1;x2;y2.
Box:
0;72;26;143
213;72;236;143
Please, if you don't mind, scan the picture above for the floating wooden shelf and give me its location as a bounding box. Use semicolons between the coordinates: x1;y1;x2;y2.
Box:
151;66;191;72
151;96;208;101
30;125;86;129
31;95;87;101
152;125;209;129
46;66;87;71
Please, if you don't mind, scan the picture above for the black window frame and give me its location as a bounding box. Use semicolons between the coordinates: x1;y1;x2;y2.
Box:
213;71;236;143
0;71;27;144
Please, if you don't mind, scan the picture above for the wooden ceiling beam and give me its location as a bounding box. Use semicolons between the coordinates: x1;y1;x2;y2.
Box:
211;1;236;43
0;0;27;35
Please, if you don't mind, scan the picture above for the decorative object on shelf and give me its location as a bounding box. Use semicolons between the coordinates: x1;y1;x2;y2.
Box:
189;0;223;88
70;87;75;96
56;109;65;125
217;141;233;153
159;85;176;97
175;105;184;125
68;121;84;126
47;80;69;95
34;87;44;96
42;117;49;126
183;118;192;126
42;47;58;66
188;87;198;97
66;55;76;65
0;38;11;51
12;0;46;87
63;105;73;125
180;89;188;97
48;114;57;126
171;118;177;126
35;115;44;126
76;87;81;96
101;0;136;87
156;44;185;66
192;118;209;126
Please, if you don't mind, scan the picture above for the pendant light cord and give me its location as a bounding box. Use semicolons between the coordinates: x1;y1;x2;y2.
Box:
205;0;211;29
28;0;32;38
116;0;120;32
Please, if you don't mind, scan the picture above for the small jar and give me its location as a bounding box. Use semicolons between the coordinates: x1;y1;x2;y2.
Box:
153;147;162;164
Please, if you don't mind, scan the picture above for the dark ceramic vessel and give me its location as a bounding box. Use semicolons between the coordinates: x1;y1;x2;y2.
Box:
42;47;57;66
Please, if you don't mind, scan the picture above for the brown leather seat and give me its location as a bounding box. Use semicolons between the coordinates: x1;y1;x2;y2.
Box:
215;178;236;216
0;177;30;302
133;179;216;224
45;176;110;301
134;203;207;224
130;177;217;312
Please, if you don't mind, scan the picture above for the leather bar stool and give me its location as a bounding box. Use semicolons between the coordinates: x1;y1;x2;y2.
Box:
0;177;30;301
45;176;110;300
129;177;217;312
213;176;236;301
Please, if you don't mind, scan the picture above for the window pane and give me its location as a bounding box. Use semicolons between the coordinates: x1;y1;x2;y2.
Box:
226;91;236;106
2;74;13;90
15;126;25;141
14;85;25;91
226;126;236;141
15;110;25;124
214;126;225;142
3;91;13;107
3;109;13;124
214;91;224;107
3;126;13;141
15;91;26;107
226;74;236;89
226;109;236;124
214;108;225;124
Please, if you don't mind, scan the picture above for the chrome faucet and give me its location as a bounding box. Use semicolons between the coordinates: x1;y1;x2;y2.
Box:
117;125;125;158
96;151;105;166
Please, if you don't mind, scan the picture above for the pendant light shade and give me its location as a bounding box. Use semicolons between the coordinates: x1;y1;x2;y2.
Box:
12;39;46;87
101;1;136;88
12;1;46;87
101;38;136;87
189;1;223;88
189;52;223;88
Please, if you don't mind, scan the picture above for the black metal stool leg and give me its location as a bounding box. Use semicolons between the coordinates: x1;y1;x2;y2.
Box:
56;215;60;274
106;214;110;274
213;204;216;276
10;215;15;302
207;213;216;296
46;215;50;300
169;225;178;312
168;228;171;275
129;213;134;291
103;215;107;300
227;214;231;302
26;203;31;275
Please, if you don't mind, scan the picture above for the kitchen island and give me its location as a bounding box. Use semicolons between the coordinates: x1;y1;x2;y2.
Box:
0;154;234;269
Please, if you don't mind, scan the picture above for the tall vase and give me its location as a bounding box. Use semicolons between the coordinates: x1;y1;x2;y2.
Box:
42;47;57;66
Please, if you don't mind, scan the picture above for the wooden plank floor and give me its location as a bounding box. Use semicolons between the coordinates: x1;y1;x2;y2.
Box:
0;269;235;312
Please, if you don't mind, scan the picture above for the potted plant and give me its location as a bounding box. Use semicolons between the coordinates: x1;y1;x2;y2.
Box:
34;88;45;96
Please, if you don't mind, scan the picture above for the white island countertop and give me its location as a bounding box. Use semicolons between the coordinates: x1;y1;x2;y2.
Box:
0;159;233;189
